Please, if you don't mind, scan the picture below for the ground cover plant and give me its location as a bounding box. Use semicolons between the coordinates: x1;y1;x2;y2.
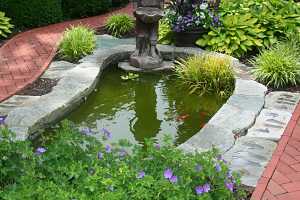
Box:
0;121;246;199
0;12;13;38
58;25;96;62
175;54;235;98
251;37;300;89
105;14;135;38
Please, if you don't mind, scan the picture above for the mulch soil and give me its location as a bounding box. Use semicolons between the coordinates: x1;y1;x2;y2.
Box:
17;78;59;96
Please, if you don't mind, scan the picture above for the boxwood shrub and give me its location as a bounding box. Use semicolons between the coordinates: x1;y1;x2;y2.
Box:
112;0;130;7
0;0;63;29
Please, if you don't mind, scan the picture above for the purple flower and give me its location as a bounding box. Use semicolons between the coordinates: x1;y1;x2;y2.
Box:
225;182;234;192
0;115;6;125
164;168;173;179
227;170;232;178
203;183;211;193
195;164;202;172
36;147;47;155
97;152;103;160
105;144;112;153
195;186;204;195
101;128;112;140
215;164;221;172
119;149;127;157
137;171;145;179
80;127;93;136
169;175;178;183
155;144;161;149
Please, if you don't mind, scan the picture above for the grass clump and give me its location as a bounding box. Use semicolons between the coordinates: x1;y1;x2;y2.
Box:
59;25;96;62
0;12;13;38
0;121;246;200
105;14;134;38
252;40;300;89
175;54;235;97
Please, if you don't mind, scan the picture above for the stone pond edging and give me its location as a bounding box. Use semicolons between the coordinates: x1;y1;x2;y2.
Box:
4;43;297;187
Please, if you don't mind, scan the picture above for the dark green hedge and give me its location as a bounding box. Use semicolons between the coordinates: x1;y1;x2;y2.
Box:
0;0;125;29
62;0;112;19
0;0;63;28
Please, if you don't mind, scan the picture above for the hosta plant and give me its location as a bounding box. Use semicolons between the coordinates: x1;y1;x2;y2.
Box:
0;121;246;199
0;12;13;38
59;25;96;62
252;42;300;88
105;14;134;38
175;54;235;97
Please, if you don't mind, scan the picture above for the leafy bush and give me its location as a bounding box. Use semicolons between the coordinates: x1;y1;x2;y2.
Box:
0;12;13;38
105;14;134;38
252;42;300;88
112;0;129;7
0;0;63;28
59;25;96;62
175;54;235;97
62;0;112;19
0;121;245;199
158;20;173;45
196;13;273;57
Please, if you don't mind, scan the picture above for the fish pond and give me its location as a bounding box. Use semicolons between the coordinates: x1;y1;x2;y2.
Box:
67;66;226;145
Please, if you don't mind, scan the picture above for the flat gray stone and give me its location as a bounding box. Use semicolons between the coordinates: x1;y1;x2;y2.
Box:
0;95;40;115
265;91;300;114
234;79;267;97
209;104;256;135
118;61;174;72
223;137;277;187
247;109;292;141
179;124;235;153
41;61;76;79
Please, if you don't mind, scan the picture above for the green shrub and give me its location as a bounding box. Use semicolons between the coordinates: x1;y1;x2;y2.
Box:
158;20;173;45
62;0;112;19
0;12;13;38
175;54;235;97
112;0;129;7
59;25;96;62
0;121;246;199
252;42;300;88
105;14;135;38
0;0;63;28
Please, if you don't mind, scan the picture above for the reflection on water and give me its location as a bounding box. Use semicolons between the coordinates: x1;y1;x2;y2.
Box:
67;66;226;145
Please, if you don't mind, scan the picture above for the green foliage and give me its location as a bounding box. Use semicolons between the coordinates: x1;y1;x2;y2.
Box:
0;12;13;38
112;0;129;7
158;20;174;45
0;121;246;199
252;41;300;88
59;26;96;62
196;13;274;57
0;0;63;29
62;0;112;19
197;0;300;57
121;73;139;81
105;14;135;38
175;54;235;97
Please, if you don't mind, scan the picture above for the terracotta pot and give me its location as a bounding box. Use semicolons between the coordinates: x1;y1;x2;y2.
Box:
173;29;207;47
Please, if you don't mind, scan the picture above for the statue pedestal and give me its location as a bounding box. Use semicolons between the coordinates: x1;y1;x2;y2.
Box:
118;61;174;73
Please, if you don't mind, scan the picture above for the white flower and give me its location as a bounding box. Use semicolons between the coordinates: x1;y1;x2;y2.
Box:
200;3;208;10
200;13;205;19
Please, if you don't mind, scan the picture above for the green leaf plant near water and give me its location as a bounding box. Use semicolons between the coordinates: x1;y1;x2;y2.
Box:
0;121;246;199
120;72;139;81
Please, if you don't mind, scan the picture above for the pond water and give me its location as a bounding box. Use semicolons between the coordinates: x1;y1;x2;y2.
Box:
67;66;226;145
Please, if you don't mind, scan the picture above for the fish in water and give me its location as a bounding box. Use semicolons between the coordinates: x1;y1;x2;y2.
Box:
176;114;190;121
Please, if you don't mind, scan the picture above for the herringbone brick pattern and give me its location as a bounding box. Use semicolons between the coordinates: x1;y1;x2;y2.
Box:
0;4;133;102
251;103;300;200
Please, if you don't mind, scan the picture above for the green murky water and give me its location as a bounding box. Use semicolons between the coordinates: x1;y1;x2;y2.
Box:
67;66;226;145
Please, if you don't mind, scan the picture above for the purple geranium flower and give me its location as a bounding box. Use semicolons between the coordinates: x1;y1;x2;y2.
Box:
0;115;6;125
225;182;234;192
169;175;178;183
164;168;173;179
97;152;103;160
215;164;221;172
195;164;202;172
105;144;112;153
36;147;47;155
137;171;145;179
119;149;127;157
155;144;161;149
101;128;112;140
195;185;204;195
203;183;211;192
80;127;93;136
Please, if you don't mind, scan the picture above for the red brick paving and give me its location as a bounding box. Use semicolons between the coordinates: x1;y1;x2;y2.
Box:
251;102;300;200
0;4;133;102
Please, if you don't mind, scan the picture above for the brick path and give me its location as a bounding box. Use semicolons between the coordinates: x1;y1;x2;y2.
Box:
0;3;133;102
251;102;300;200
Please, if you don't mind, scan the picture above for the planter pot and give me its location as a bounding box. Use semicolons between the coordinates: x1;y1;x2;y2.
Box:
173;29;207;47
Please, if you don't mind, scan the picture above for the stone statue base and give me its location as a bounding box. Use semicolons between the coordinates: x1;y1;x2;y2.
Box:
118;61;174;73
